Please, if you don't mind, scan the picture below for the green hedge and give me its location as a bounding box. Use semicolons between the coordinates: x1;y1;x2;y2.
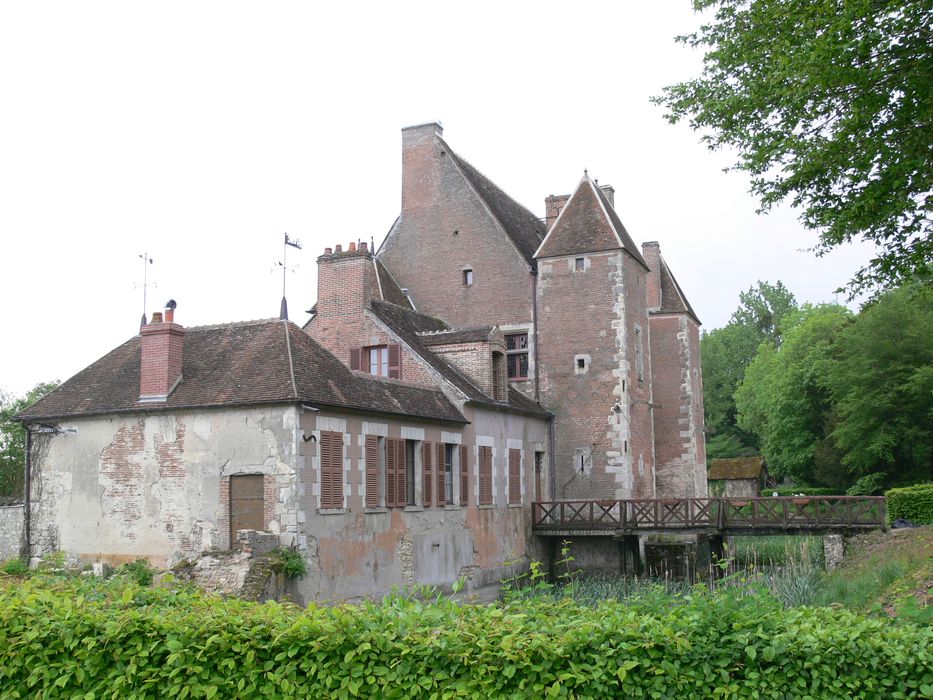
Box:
767;486;838;497
886;483;933;525
0;578;930;698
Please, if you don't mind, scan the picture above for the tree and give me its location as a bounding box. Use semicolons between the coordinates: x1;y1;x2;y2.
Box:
0;381;60;499
822;285;933;483
735;305;852;485
701;281;797;462
655;0;933;296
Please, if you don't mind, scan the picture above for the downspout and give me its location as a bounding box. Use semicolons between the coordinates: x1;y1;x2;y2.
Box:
531;265;540;403
23;424;31;561
547;415;557;501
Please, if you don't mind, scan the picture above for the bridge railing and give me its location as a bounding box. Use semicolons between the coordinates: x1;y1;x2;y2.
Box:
532;496;887;531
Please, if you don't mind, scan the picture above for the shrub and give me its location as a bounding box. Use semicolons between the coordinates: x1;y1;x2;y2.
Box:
117;559;155;586
769;485;838;496
846;472;887;496
886;483;933;524
269;547;307;579
0;558;28;577
0;577;929;698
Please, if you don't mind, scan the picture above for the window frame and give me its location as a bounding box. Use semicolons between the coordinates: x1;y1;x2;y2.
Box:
504;332;529;381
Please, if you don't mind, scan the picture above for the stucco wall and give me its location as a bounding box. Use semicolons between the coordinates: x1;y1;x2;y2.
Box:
30;405;301;568
0;505;24;561
293;403;549;601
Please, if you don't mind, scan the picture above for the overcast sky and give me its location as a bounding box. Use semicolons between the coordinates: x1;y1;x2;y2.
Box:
0;1;875;398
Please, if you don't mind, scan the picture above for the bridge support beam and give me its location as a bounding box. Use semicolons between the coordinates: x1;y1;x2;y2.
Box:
620;536;643;577
823;533;844;571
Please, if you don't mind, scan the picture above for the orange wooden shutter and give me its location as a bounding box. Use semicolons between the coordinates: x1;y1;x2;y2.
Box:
350;348;362;372
479;446;492;505
385;437;397;507
436;442;446;505
396;439;407;507
423;441;433;507
508;449;521;504
459;445;469;506
388;344;401;379
365;435;379;508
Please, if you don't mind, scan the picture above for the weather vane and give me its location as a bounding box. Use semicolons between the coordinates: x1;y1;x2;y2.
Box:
275;233;302;319
135;253;155;326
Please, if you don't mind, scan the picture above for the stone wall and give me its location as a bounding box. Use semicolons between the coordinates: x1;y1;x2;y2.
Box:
0;505;24;560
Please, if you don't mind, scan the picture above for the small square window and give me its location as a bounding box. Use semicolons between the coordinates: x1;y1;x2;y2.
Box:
576;358;585;370
575;257;585;271
463;269;473;286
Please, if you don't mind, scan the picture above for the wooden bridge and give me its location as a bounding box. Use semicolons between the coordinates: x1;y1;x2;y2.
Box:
532;496;887;537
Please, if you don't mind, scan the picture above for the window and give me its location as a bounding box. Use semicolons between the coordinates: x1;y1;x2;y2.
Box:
351;344;401;379
405;439;417;506
508;448;521;505
385;437;406;508
423;441;435;507
478;445;493;505
443;444;455;505
634;327;644;382
463;268;473;286
459;445;469;506
574;257;585;271
577;358;585;370
319;431;344;509
505;333;529;380
534;451;544;502
229;474;264;544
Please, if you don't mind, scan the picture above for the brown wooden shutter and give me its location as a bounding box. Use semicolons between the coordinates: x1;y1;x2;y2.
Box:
388;344;401;379
350;347;362;372
320;431;343;509
436;442;446;505
422;441;433;507
460;445;469;506
385;437;398;507
365;435;379;508
508;449;521;505
479;446;493;506
396;439;407;506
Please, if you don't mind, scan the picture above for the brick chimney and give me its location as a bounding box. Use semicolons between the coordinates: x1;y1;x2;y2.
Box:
641;241;661;310
401;122;444;215
139;301;184;402
544;194;570;230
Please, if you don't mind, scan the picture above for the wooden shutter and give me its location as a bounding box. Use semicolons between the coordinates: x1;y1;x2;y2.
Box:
365;435;379;508
385;437;398;507
320;431;343;509
508;449;521;504
459;445;469;506
350;348;362;372
396;439;407;506
479;446;492;506
436;442;447;505
423;441;433;507
388;344;401;379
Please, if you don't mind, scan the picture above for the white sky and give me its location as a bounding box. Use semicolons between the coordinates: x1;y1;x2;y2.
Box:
0;1;875;397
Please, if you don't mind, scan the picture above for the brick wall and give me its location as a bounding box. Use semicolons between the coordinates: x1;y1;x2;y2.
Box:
379;123;535;329
139;317;184;398
427;334;507;400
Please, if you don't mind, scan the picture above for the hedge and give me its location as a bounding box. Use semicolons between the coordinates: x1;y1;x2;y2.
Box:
886;483;933;525
767;486;838;497
0;577;930;698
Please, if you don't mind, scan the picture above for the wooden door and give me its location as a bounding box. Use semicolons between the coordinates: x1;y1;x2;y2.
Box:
230;474;264;543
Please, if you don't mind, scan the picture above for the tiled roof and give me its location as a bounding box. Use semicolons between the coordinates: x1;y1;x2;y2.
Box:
374;259;413;309
417;327;495;346
369;300;550;418
18;319;466;424
708;456;765;480
444;142;547;265
535;176;649;270
654;257;701;324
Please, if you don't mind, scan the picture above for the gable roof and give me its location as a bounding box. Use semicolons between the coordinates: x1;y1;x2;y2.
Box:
18;319;466;424
444;142;547;265
654;256;701;325
708;456;765;480
369;300;549;418
535;175;648;270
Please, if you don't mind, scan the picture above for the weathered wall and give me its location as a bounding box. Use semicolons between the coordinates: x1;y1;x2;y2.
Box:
0;505;24;560
537;250;653;500
378;123;536;329
292;404;549;601
29;405;301;568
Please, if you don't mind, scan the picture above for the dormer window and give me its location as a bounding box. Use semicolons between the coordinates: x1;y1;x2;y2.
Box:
350;344;402;379
367;346;389;376
505;333;529;380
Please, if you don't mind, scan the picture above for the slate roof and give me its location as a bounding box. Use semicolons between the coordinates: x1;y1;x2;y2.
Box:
369;300;550;418
18;319;466;424
417;327;495;346
708;456;766;480
444;142;547;265
653;257;701;324
535;176;648;270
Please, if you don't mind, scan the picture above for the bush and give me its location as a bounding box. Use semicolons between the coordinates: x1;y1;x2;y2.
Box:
846;472;887;496
0;577;929;698
886;483;933;525
768;485;838;496
0;558;28;577
117;559;155;586
269;547;307;579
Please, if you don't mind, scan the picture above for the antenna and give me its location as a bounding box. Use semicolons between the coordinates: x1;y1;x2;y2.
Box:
275;233;302;319
136;253;154;326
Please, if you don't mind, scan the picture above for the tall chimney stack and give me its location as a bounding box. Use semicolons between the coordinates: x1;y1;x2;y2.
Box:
139;300;184;402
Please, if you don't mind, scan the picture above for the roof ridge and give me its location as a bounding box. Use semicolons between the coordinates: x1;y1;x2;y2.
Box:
182;317;281;332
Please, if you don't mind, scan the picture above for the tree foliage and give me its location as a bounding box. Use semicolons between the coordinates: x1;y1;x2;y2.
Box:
0;381;60;499
656;0;933;296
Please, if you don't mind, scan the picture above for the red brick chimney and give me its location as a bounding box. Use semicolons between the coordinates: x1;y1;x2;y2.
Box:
641;241;661;310
139;301;184;402
544;194;570;230
401;122;444;215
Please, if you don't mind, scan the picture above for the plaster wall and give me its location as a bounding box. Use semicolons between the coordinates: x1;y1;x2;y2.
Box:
29;405;301;568
0;505;23;560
